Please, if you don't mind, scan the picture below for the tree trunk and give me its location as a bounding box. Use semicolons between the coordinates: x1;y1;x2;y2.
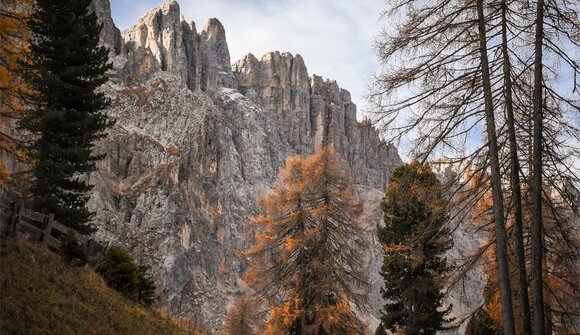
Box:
476;1;516;334
531;0;545;334
501;1;532;333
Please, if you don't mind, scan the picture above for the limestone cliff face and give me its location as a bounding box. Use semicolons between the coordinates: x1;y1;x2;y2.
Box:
233;52;400;188
89;0;123;55
89;1;479;333
95;1;235;92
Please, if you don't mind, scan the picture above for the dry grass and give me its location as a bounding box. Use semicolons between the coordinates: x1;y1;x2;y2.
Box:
0;239;201;335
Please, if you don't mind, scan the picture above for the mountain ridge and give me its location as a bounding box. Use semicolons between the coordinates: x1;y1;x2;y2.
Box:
85;1;481;333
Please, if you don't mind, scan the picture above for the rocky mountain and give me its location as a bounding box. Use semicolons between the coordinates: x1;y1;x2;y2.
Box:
87;1;482;333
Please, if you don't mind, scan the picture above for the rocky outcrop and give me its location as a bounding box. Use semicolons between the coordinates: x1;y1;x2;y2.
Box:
121;1;189;86
91;73;291;330
111;1;236;93
234;52;312;151
90;0;123;55
198;18;237;92
233;52;400;188
86;0;481;333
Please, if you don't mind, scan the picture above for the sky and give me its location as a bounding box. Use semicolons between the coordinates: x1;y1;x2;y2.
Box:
109;0;387;116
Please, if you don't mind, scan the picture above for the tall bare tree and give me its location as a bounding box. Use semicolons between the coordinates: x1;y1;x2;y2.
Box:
223;296;264;335
521;1;580;333
531;1;546;333
371;0;579;332
476;2;517;334
369;1;517;332
499;0;532;332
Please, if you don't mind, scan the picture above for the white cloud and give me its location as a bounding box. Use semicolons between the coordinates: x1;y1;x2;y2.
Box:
110;0;387;118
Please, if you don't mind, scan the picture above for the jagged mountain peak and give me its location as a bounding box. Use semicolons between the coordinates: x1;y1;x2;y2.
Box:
89;0;123;54
87;0;414;333
135;0;181;23
202;17;226;37
159;0;180;13
83;0;489;333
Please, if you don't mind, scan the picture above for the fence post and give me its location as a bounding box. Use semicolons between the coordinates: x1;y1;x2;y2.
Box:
41;213;54;246
9;202;22;237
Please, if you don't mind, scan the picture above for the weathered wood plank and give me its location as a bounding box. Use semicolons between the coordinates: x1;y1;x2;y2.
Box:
50;220;70;235
21;208;47;225
41;213;54;247
0;213;10;236
19;220;43;233
18;221;43;241
0;218;8;235
49;225;89;246
20;215;45;230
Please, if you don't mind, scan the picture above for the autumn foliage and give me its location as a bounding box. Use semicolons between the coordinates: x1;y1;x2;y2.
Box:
246;146;368;334
0;0;31;188
223;296;265;335
469;171;580;334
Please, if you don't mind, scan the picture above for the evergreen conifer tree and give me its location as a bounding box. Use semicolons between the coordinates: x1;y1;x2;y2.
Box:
19;0;112;234
465;308;499;335
378;161;452;335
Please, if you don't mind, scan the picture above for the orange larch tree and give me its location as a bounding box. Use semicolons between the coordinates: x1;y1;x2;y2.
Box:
246;145;368;335
0;0;31;188
223;296;265;335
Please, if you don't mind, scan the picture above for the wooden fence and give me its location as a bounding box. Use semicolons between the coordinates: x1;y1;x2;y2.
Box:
0;197;103;259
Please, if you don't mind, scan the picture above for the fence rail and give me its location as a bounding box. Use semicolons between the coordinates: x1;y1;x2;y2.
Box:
0;197;100;258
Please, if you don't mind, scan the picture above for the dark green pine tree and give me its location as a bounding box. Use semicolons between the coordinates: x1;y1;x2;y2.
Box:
465;308;499;335
374;322;386;335
19;0;113;234
378;161;452;335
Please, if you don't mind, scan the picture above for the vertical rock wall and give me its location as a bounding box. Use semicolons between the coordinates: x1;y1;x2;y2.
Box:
87;1;482;334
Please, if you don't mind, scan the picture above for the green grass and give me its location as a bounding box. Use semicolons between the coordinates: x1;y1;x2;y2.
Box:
0;239;199;335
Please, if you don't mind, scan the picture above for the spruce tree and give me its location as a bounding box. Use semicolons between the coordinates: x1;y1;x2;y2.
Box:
378;161;452;335
19;0;112;234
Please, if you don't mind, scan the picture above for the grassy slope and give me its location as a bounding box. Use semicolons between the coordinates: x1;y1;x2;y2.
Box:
0;239;196;335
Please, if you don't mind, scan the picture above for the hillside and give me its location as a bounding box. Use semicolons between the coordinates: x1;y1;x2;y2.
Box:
0;239;198;335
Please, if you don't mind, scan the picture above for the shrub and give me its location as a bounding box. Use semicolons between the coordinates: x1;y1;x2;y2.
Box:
60;232;88;266
96;246;156;305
